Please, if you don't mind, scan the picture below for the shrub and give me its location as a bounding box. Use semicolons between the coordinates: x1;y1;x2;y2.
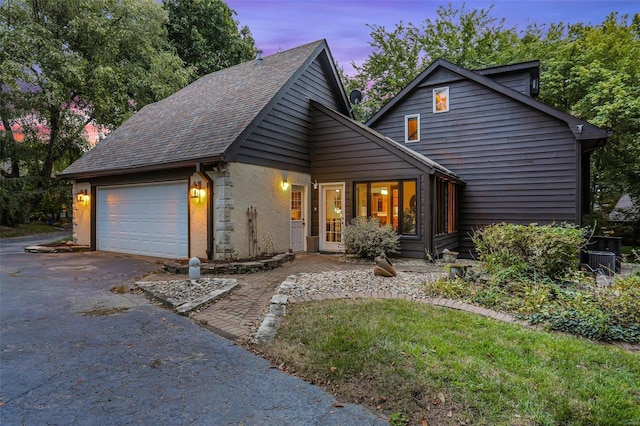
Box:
472;223;587;281
523;274;640;343
342;218;400;259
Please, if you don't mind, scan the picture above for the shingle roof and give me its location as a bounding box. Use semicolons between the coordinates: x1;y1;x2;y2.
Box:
60;40;327;178
609;194;639;222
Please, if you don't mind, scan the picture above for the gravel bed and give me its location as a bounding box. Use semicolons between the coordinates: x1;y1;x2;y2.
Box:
138;277;237;304
285;270;445;299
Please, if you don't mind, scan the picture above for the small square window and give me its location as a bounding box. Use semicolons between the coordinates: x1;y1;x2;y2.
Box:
433;87;449;113
405;114;420;143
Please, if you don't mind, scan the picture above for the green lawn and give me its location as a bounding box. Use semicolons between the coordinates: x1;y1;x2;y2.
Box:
259;299;640;425
0;223;60;238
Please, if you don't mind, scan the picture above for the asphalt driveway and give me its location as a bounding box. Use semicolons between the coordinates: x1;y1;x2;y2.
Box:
0;232;385;425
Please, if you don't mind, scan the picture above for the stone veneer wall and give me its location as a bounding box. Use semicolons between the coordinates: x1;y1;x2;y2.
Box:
212;163;310;260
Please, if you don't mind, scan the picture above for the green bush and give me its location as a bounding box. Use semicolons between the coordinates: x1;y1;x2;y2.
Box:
472;223;587;281
342;217;400;259
426;262;640;343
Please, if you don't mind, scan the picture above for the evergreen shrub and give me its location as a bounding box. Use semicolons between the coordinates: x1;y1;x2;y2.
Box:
472;222;587;281
343;218;400;259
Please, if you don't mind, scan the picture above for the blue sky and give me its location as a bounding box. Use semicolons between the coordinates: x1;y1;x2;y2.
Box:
226;0;639;74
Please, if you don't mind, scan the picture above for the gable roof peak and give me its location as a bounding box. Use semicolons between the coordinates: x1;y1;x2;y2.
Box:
60;39;346;179
366;58;609;142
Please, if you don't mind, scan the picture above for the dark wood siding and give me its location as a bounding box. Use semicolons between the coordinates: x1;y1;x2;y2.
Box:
485;73;530;95
311;107;431;258
235;54;344;172
371;79;579;256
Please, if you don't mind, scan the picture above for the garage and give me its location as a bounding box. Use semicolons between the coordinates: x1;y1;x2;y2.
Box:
97;182;188;258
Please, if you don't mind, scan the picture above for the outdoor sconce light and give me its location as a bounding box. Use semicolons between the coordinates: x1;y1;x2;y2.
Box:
281;179;289;191
76;189;89;204
190;181;204;200
312;180;319;190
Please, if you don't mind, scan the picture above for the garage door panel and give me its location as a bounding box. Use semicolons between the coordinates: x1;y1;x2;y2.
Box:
97;182;188;258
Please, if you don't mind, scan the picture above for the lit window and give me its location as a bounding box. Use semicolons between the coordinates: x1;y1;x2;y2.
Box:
405;114;420;143
433;87;449;113
353;180;417;235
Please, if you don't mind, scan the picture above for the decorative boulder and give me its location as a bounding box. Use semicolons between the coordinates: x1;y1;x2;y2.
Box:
374;252;397;277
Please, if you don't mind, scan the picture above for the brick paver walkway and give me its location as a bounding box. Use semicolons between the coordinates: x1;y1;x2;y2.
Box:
191;253;371;340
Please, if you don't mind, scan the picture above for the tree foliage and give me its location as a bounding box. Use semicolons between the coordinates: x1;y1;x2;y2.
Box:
0;0;192;226
346;3;518;121
163;0;256;79
530;14;640;213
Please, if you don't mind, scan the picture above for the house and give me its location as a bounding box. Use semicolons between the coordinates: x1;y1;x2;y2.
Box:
367;58;610;255
609;194;639;223
59;40;609;260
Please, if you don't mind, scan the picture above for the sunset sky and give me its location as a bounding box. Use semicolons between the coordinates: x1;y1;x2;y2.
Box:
226;0;639;74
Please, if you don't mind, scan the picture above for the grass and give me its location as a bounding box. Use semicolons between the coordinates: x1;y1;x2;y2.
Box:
257;299;640;425
0;223;59;238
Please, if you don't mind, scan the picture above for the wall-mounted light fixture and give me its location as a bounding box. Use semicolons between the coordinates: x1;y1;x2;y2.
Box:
76;189;89;205
190;181;205;201
281;179;289;191
312;180;319;190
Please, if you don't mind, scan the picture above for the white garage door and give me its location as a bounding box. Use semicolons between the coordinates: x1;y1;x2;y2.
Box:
97;182;188;258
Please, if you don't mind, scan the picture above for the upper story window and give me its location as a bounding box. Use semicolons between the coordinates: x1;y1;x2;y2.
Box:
405;114;420;143
433;87;449;113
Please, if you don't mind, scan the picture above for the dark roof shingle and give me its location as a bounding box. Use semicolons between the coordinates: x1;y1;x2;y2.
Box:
60;40;326;178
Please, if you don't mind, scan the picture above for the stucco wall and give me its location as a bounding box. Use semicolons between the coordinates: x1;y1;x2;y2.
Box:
188;173;209;259
217;163;310;260
72;182;91;246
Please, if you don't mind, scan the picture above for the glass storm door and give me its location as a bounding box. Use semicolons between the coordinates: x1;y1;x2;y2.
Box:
290;185;305;252
320;183;345;252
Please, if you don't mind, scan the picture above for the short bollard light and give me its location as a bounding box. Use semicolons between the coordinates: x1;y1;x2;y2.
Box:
188;257;201;282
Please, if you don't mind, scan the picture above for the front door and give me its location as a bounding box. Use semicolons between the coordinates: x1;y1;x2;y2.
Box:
320;183;345;252
290;185;305;252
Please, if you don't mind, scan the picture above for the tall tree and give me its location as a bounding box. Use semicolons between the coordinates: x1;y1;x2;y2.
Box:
163;0;255;79
0;0;192;226
346;3;519;121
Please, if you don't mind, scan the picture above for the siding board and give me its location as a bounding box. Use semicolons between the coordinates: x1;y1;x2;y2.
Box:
312;105;432;257
371;71;580;256
235;54;343;169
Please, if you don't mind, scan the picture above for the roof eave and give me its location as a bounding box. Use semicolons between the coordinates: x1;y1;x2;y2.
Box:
57;155;223;180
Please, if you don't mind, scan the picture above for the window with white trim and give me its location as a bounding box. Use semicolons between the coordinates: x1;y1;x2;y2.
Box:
405;114;420;143
433;87;449;113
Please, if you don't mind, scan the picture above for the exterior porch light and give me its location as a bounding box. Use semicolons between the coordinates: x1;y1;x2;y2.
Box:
76;189;89;204
190;181;203;200
281;179;289;190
